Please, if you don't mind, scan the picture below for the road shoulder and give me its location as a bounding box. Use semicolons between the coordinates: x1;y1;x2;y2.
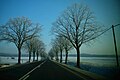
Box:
52;60;107;80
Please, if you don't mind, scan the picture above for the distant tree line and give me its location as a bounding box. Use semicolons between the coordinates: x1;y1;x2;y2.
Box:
0;17;47;64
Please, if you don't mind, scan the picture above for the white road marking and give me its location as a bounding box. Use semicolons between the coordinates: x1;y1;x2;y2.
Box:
57;64;86;80
19;60;46;80
52;61;87;80
22;75;29;80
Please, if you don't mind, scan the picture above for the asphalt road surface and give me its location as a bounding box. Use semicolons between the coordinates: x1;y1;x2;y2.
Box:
23;60;85;80
0;59;95;80
0;60;44;80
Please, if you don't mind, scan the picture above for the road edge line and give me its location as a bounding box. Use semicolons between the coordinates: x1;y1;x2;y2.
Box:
51;60;106;80
52;60;87;80
18;60;46;80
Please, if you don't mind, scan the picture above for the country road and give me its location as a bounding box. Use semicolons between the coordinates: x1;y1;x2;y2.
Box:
0;60;44;80
0;59;105;80
21;60;85;80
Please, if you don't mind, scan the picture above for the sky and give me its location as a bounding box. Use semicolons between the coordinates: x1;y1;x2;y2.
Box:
0;0;120;55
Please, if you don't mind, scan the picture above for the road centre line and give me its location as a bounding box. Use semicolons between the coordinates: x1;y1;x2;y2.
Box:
19;60;46;80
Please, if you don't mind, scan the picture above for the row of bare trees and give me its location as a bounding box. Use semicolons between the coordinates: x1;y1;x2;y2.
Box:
0;17;46;64
49;36;72;64
50;3;102;67
23;37;46;62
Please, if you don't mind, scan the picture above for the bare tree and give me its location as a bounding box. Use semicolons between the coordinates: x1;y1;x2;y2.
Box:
0;17;41;64
40;52;47;60
51;43;59;62
36;40;45;61
30;38;38;61
48;48;55;60
23;39;33;62
52;3;102;67
24;37;45;62
55;36;64;63
63;37;73;64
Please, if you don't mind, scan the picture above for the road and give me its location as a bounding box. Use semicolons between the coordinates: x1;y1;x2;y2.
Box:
0;61;44;80
22;60;86;80
0;59;96;80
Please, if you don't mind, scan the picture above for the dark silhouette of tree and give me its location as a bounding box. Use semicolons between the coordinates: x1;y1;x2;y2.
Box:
53;46;59;62
52;3;102;67
62;37;73;64
40;52;47;60
55;36;64;63
23;39;33;62
51;36;73;64
0;17;40;64
48;49;55;60
51;41;60;61
24;37;45;62
36;39;45;61
54;36;72;63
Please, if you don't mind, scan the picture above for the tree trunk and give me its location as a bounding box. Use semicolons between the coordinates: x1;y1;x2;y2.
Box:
29;52;31;62
60;49;62;63
51;57;53;60
56;56;59;62
33;52;35;61
36;52;39;61
76;47;80;68
18;48;21;64
56;52;59;62
65;49;68;64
